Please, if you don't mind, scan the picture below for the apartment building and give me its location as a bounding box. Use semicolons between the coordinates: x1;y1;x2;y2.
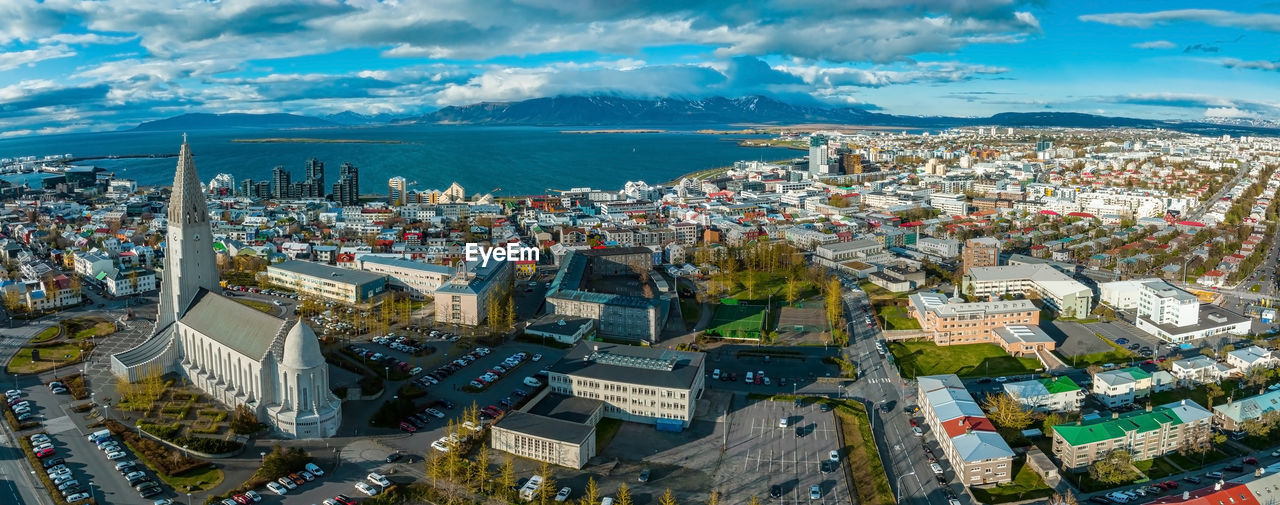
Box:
1003;377;1084;412
915;237;961;259
961;237;1000;274
267;260;388;304
918;375;1015;485
1214;389;1280;431
962;264;1093;318
547;342;705;430
104;267;157;297
1091;367;1174;408
1137;280;1199;328
908;292;1041;346
355;255;454;300
930;192;969;216
1051;400;1212;469
1226;346;1277;373
22;275;82;312
1171;356;1233;385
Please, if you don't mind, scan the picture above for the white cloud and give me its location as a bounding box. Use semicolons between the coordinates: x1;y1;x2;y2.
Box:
1131;40;1176;49
0;45;75;72
1222;58;1280;71
1080;9;1280;31
1205;107;1257;119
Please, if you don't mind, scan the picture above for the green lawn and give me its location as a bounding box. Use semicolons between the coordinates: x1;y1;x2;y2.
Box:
1055;336;1135;367
1251;284;1262;293
6;342;90;374
72;321;115;340
1134;458;1180;479
1150;378;1247;407
235;299;276;314
679;298;702;325
717;270;818;303
877;305;921;330
158;464;224;493
969;460;1054;504
30;326;60;343
889;341;1042;379
1166;449;1233;471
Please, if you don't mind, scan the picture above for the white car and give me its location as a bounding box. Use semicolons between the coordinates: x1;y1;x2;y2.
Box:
367;472;391;488
930;463;944;475
304;462;324;477
244;490;262;502
431;438;451;452
65;493;90;502
266;482;287;496
425;408;445;419
555;487;572;502
355;482;378;496
277;477;296;490
829;450;839;462
106;451;127;460
532;354;542;361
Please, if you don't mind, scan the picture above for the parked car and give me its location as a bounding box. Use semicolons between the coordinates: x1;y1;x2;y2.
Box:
266;482;287;495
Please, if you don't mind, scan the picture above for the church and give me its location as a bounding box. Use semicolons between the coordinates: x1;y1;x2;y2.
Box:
111;139;342;439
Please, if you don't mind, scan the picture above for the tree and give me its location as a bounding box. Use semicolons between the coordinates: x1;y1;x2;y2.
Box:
1205;383;1225;408
580;477;599;505
1086;364;1102;377
707;491;720;505
1042;412;1064;436
500;454;517;501
1088;450;1135;485
785;276;799;306
747;497;760;505
824;277;842;330
982;393;1033;430
1048;491;1079;505
230;404;261;434
472;447;490;494
616;483;633;505
538;460;556;505
658;488;679;505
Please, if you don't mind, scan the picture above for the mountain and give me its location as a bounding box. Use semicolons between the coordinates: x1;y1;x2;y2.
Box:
983;112;1161;129
322;111;405;126
418;95;924;126
132;113;337;131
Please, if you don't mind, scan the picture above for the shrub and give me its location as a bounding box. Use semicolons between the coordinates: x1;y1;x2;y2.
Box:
230;405;265;435
370;397;418;428
172;436;242;454
206;445;311;504
138;421;183;439
54;373;90;400
104;419;206;476
398;382;428;399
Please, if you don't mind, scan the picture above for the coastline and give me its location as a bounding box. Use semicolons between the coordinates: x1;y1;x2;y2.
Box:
662;157;800;185
559;129;666;134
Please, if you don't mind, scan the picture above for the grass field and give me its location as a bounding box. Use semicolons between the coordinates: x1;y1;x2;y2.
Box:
705;301;766;339
834;401;894;505
889;341;1042;379
1055;336;1135;367
716;270;818;303
6;342;91;375
72;321;115;340
30;326;60;343
1150;378;1246;407
877;305;921;330
235;299;276;314
968;460;1054;504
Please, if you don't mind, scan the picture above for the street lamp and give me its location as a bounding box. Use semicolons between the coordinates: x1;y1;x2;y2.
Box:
895;471;917;504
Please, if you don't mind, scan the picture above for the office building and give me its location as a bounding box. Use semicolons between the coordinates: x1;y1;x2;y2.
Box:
267;260;388;304
388;176;408;205
908;292;1046;352
271;165;292;199
432;259;513;327
1052;401;1212;469
808;135;829;175
491;408;599;470
355;256;454;300
962;264;1093;318
917;375;1015;485
304;157;325;198
1137;280;1199;328
547;342;705;430
962;237;1000;274
546;249;668;343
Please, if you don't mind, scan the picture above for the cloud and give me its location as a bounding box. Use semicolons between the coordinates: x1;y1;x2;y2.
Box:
1131;40;1175;49
777;62;1008;88
0;82;110;115
1100;92;1280;117
1205;107;1257;119
0;45;75;72
1080;9;1280;32
1222;58;1280;71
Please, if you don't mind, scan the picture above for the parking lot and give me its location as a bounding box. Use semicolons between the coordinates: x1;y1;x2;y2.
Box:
720;398;850;505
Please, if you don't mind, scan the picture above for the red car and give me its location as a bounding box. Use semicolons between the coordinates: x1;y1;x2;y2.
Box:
1244;457;1259;465
909;419;919;427
1160;481;1179;489
398;422;416;433
334;496;357;505
35;447;55;458
232;495;251;505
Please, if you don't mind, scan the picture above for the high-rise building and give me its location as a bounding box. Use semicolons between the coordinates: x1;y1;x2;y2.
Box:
305;157;325;197
962;237;1000;274
332;162;360;206
388;176;407;205
240;178;255;198
1036;139;1053;152
841;153;863;174
271;165;292;199
808;134;828;175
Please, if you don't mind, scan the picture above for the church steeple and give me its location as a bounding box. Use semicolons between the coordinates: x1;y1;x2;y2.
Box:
154;137;222;335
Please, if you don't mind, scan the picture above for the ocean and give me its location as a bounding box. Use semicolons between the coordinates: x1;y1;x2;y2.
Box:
0;124;800;195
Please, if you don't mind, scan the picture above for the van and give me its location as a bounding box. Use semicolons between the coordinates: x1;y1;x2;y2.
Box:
601;499;614;505
86;429;110;443
523;377;543;388
519;475;544;502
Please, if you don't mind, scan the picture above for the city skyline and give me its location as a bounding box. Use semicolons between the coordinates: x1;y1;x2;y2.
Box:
1;1;1280;137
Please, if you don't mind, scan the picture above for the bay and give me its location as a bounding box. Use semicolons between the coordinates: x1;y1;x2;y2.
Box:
0;124;800;195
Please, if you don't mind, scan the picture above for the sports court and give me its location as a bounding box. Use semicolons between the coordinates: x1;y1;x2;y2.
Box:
707;299;766;339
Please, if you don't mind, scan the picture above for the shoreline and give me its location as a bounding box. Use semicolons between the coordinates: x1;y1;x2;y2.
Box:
662;157;800;185
559;129;666;134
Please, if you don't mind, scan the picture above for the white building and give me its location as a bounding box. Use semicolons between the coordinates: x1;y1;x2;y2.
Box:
915;237;961;259
1136;280;1199;328
1226;346;1278;373
1097;278;1159;310
546;342;705;430
1002;377;1083;412
929;193;969;216
111;140;342;439
1171;356;1233;384
355;256;454;300
104;268;158;297
962;264;1093;318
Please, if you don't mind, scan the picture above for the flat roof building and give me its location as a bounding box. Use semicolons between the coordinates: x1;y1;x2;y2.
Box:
355;256;454;300
267;260;387;304
546;342;705;430
962;264;1093;318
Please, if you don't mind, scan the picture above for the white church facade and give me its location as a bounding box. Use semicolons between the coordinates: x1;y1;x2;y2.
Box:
111;140;342;439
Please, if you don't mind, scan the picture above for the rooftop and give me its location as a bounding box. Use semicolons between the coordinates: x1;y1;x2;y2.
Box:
1054;400;1209;447
1137;303;1250;336
492;410;594;445
526;394;605;425
547;342;705;390
270;260;387;286
966;264;1091;299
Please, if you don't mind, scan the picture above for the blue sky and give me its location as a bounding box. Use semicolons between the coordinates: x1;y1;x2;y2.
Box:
1;1;1279;137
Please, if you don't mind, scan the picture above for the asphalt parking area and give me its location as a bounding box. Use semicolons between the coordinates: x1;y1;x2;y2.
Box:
721;398;849;505
1041;321;1112;357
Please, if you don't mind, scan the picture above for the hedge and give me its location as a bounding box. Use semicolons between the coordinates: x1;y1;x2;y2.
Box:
105;419;207;476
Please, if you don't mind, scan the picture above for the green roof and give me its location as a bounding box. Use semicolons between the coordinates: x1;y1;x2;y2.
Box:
1121;367;1151;381
1054;408;1184;447
1040;376;1080;395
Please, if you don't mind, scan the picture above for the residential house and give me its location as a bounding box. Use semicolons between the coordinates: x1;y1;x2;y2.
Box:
1003;377;1084;412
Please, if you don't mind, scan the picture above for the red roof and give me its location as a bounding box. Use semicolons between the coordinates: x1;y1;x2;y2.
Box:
1030;244;1047;250
1067;212;1095;218
941;416;996;438
900;221;923;227
1176;220;1206;227
1038;210;1059;216
1149;482;1256;505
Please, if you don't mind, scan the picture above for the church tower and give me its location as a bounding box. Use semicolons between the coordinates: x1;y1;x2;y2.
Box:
154;138;222;335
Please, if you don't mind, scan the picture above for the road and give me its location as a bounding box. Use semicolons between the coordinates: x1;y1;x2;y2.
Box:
839;291;969;505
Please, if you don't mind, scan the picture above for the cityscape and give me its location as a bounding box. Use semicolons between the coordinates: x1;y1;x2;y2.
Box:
4;3;1280;505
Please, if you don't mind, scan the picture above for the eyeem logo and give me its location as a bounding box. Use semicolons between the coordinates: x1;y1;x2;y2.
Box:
465;243;540;267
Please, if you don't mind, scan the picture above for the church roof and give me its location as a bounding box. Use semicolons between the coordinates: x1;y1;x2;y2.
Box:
281;319;325;369
180;288;285;361
169;138;211;226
